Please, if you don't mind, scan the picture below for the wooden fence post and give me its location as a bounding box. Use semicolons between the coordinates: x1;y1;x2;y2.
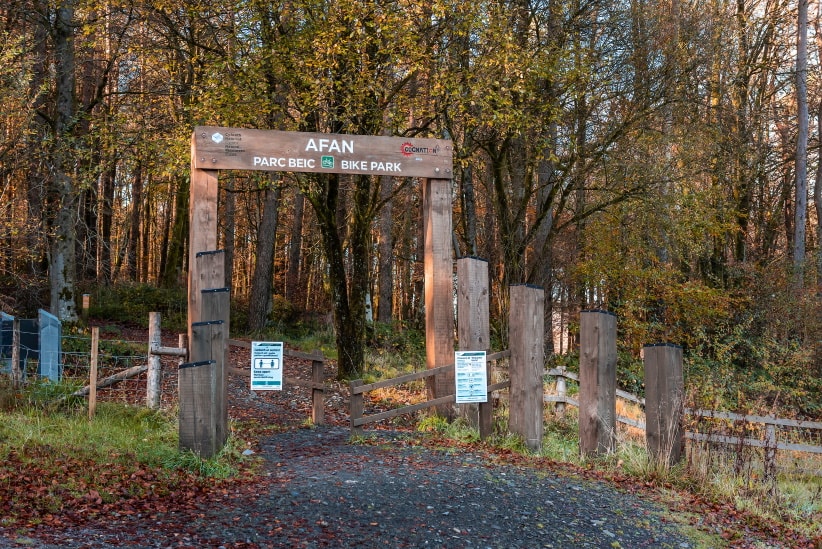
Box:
11;318;21;387
350;379;364;436
579;310;617;456
178;359;217;458
643;343;684;464
88;327;99;420
508;284;545;452
311;351;324;425
147;312;162;409
555;367;567;416
201;287;230;448
423;178;455;418
457;257;490;430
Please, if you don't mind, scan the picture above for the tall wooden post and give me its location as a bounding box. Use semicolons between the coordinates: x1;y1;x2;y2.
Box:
88;327;99;420
423;178;454;417
457;257;490;429
508;284;545;452
643;343;684;464
147;312;162;409
188;157;219;344
11;318;22;386
200;287;230;447
311;352;324;425
579;310;617;456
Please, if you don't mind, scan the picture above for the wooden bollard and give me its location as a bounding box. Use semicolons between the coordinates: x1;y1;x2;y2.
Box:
147;312;162;409
179;359;218;457
643;343;684;464
350;379;364;436
508;284;545;452
579;310;617;456
311;352;324;426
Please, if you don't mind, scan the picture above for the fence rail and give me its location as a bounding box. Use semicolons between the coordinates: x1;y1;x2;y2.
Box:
541;369;822;455
349;350;511;434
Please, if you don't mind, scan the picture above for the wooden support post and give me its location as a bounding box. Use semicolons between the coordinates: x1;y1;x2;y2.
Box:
350;379;364;436
187;161;219;345
311;352;324;425
11;318;21;387
423;178;455;418
182;319;225;457
579;310;617;456
457;257;490;430
81;294;90;320
88;327;99;420
643;343;684;464
508;284;545;452
201;287;230;447
189;250;226;348
147;312;162;409
555;368;567;416
178;359;217;458
478;357;493;440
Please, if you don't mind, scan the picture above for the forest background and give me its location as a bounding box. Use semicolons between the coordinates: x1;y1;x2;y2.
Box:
0;0;820;417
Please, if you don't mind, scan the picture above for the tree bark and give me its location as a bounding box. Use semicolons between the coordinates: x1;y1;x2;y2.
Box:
160;175;189;288
50;2;79;321
248;178;282;332
98;161;116;284
285;188;304;305
793;0;809;288
127;160;143;281
377;175;394;322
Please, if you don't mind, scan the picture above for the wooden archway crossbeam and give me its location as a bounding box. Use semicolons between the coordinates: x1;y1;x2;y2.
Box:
186;126;455;455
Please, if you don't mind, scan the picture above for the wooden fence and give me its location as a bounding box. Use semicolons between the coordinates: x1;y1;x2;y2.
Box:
349;350;511;437
542;369;822;455
348;357;822;458
226;339;327;426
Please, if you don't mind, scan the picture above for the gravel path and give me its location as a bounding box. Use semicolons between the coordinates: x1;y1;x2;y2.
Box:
207;426;698;549
3;425;698;548
0;344;704;548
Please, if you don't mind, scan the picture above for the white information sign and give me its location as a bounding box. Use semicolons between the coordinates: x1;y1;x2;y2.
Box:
455;351;488;404
251;341;284;391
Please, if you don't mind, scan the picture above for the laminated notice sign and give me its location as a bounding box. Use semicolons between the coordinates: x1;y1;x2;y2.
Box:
251;341;283;391
455;351;487;403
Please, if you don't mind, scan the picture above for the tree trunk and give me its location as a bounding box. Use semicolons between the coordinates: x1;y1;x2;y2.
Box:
285;188;304;305
248;178;282;332
460;165;478;257
50;2;79;321
305;172;368;380
793;0;809;288
160;175;189;288
127;160;143;281
815;106;821;292
377;175;394;322
98;161;116;284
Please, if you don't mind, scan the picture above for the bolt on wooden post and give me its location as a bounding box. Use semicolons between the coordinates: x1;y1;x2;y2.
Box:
643;343;684;464
508;284;545;452
579;310;617;456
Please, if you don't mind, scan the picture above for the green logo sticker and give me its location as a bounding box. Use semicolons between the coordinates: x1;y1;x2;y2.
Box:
321;156;334;169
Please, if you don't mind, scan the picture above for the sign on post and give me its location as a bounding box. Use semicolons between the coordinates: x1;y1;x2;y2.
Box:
192;126;453;179
455;351;487;404
251;341;284;391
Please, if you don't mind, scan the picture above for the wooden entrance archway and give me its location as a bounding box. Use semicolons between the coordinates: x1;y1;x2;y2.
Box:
184;126;454;456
